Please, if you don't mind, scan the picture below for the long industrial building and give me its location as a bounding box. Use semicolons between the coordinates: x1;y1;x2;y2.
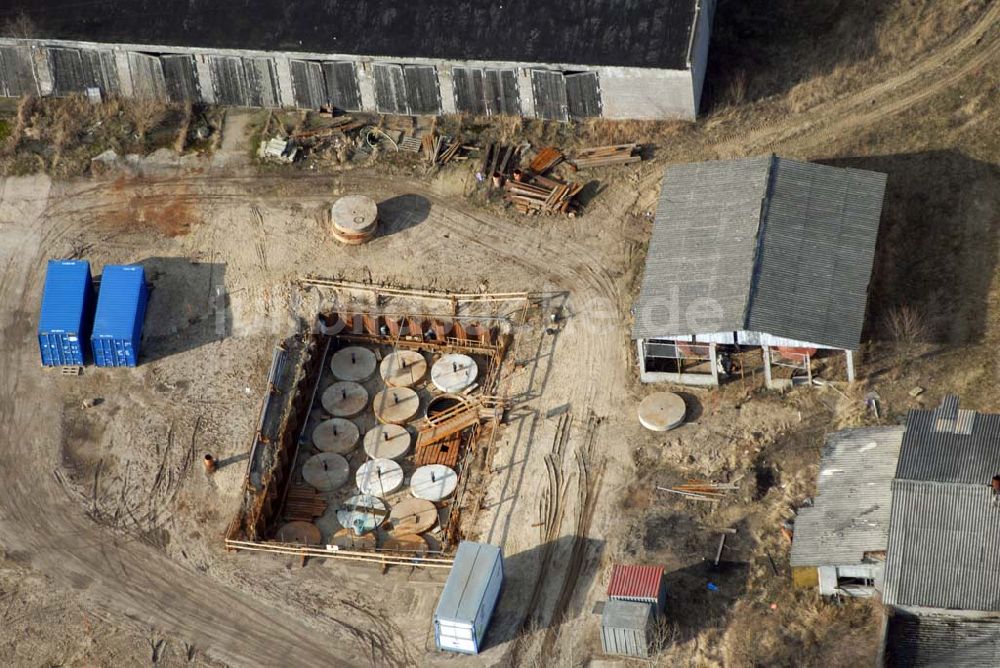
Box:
0;0;717;120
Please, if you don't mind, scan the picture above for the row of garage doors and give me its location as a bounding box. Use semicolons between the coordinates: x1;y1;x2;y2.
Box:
0;45;603;120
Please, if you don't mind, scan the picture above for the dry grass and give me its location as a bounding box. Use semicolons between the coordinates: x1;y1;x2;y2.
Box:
126;96;168;142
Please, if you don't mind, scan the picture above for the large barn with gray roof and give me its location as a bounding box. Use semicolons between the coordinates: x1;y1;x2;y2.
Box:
0;0;716;120
631;155;887;387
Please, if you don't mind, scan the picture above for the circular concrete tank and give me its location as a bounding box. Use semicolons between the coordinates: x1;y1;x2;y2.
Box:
330;346;377;381
431;354;479;393
373;387;420;425
387;498;438;536
302;452;351;491
379;350;427;387
355;458;404;496
637;392;687;432
321;381;369;417
330;195;378;245
336;494;387;535
363;424;411;460
312;418;360;454
410;465;458;501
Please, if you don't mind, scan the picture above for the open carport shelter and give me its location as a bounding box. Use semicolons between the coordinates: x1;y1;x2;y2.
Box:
0;0;716;120
632;155;887;388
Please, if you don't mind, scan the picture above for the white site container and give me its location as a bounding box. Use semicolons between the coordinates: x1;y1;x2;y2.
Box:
434;542;504;654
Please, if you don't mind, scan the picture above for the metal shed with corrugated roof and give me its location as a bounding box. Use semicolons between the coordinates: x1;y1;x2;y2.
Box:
632;155;887;388
607;564;667;614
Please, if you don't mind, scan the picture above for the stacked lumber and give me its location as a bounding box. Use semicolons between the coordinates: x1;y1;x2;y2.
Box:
503;179;583;215
657;480;738;502
415;433;462;467
528;146;564;175
427;135;468;165
283;484;328;521
569;143;641;169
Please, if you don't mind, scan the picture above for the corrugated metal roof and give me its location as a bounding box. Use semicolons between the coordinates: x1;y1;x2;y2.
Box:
601;599;654;630
882;396;1000;611
896;397;1000;485
791;426;904;566
746;159;887;349
92;265;146;339
38;260;91;334
885;612;1000;666
434;542;502;623
607;564;665;599
632;157;771;341
632;156;886;350
883;480;1000;610
9;0;700;70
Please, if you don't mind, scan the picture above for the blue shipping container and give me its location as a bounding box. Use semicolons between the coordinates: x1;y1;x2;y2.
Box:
38;260;95;367
91;264;149;367
434;542;504;654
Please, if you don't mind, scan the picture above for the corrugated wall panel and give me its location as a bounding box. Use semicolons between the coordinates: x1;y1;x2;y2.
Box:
161;54;200;103
531;70;567;121
372;63;407;114
566;71;601;118
322;61;361;111
289;59;326;109
403;65;440;115
209;56;250;106
128;52;167;100
244;57;279;107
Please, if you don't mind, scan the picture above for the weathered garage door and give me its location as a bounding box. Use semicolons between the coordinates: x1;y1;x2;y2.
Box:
372;63;407;114
530;70;568;121
49;48;119;97
566;72;601;118
0;45;38;97
243;58;280;107
161;55;200;103
209;56;251;106
322;62;361;111
289;60;326;109
373;63;441;115
128;52;167;100
402;65;441;115
453;67;519;116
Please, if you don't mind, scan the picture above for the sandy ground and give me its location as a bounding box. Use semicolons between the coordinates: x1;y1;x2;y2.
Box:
0;2;998;666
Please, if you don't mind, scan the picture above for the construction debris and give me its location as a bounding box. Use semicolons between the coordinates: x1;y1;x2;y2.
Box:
656;480;739;502
258;137;298;163
569;144;642;169
503;178;583;216
528;146;564;175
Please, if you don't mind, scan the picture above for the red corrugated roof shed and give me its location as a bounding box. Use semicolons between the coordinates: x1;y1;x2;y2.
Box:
607;564;664;599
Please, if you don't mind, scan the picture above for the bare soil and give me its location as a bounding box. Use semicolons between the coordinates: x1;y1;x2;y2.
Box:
0;1;998;666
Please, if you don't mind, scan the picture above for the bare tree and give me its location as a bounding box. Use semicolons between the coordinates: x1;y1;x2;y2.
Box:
3;12;36;39
885;304;929;361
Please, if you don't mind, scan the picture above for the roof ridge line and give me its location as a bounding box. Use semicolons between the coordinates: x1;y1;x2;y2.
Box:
741;153;777;329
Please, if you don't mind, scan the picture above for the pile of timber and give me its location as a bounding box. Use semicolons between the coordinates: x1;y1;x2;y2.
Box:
569;144;641;169
528;146;564;175
291;115;365;142
426;135;472;165
657;480;738;502
503;176;583;216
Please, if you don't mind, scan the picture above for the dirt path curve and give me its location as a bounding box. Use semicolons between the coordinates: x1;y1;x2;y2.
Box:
715;1;1000;157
